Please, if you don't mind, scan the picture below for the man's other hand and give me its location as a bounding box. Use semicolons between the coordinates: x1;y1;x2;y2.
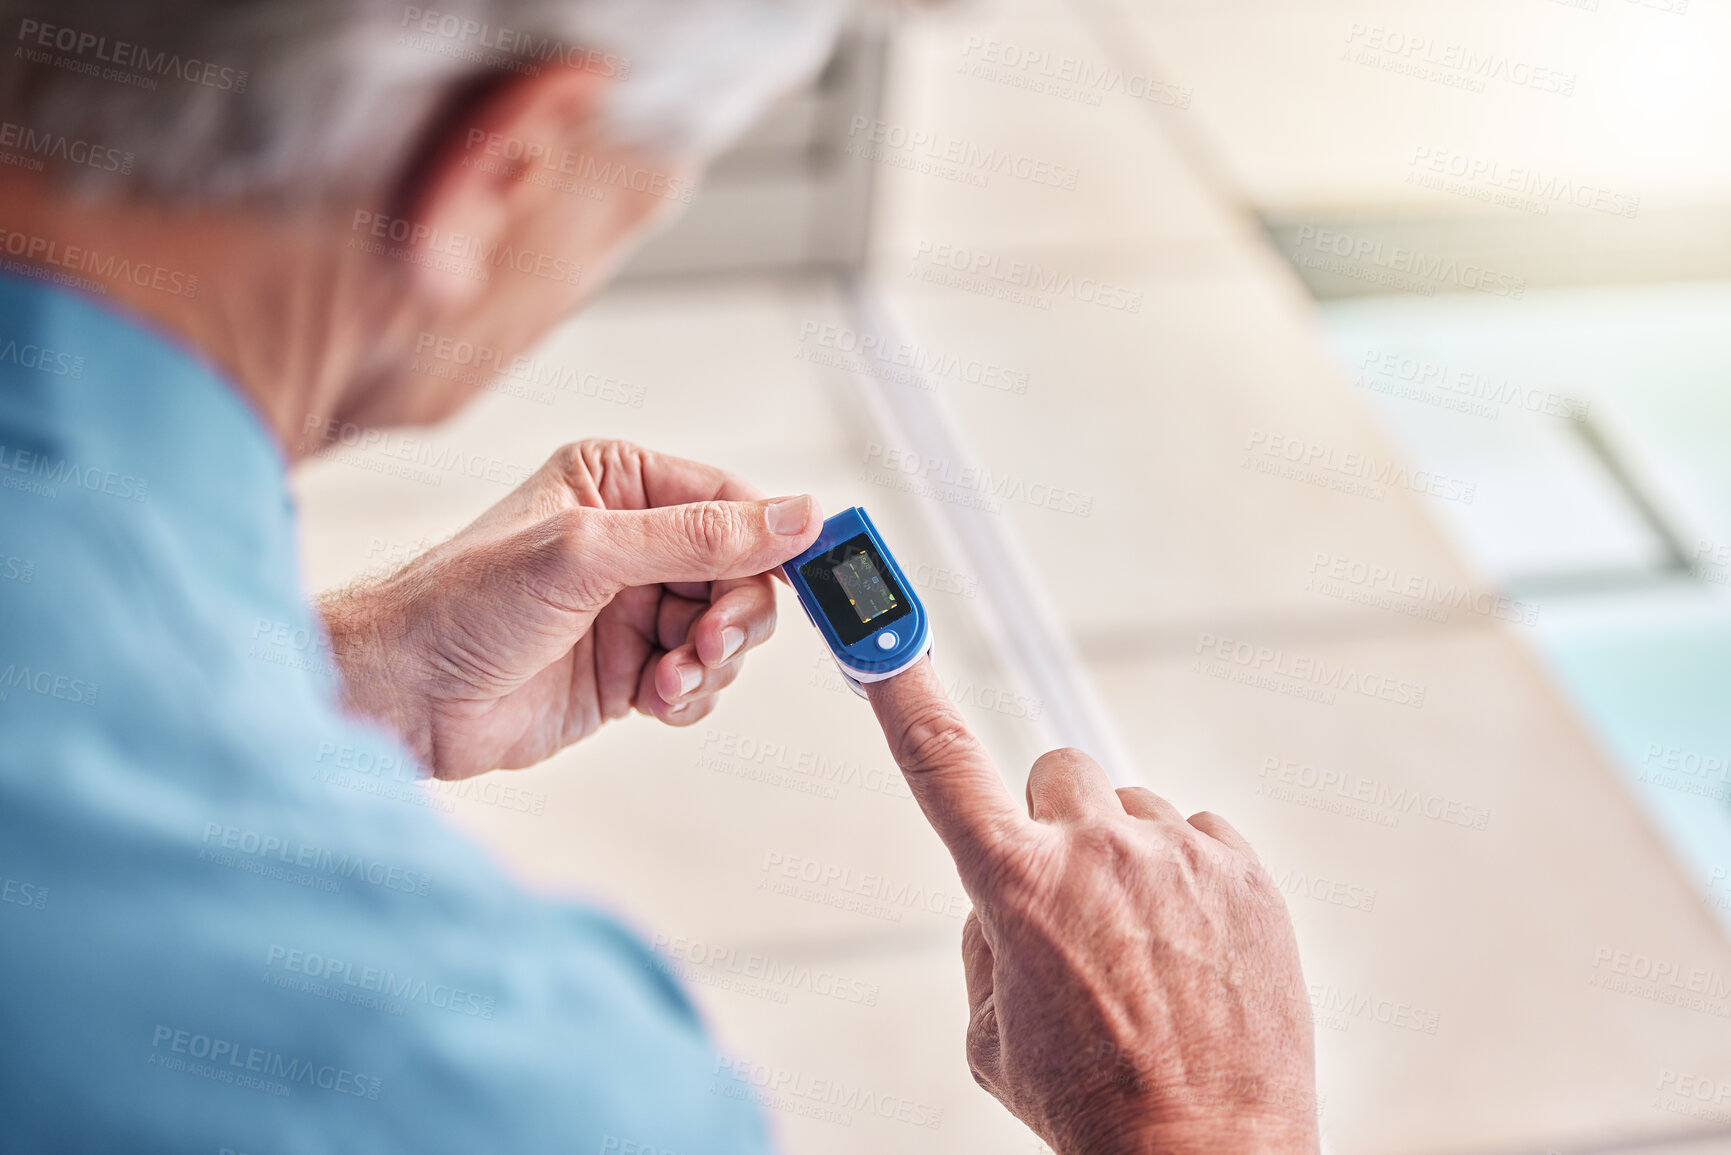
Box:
865;659;1320;1155
320;439;821;779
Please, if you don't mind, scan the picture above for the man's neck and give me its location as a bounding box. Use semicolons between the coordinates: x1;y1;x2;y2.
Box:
0;170;400;461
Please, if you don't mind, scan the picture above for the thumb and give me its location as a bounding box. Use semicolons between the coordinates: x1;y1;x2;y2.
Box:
579;494;822;591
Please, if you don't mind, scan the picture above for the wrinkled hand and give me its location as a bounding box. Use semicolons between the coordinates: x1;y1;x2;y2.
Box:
321;440;821;779
865;660;1319;1155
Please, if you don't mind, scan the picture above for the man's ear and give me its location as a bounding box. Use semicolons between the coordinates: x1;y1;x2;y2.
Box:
390;65;611;308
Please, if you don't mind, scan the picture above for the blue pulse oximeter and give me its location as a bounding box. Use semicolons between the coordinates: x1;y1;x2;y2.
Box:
784;506;932;697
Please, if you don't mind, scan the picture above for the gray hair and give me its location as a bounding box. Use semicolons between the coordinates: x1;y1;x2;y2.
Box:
0;0;845;202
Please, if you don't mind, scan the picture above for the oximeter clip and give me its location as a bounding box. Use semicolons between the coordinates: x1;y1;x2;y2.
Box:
783;506;933;698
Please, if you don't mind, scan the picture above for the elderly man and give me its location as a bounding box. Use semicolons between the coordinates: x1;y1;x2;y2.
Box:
0;1;1318;1151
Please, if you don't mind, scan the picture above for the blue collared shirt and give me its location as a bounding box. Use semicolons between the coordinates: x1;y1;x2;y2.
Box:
0;273;769;1154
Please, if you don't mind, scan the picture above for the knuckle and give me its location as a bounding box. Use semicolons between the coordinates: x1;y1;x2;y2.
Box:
545;440;600;487
1180;828;1230;868
1071;820;1148;874
678;500;738;559
1179;835;1249;897
548;439;642;490
546;441;587;476
964;1017;999;1085
1119;785;1164;812
895;705;980;776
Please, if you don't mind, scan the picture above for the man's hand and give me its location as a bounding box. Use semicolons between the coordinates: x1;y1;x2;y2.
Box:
865;660;1319;1155
320;439;821;779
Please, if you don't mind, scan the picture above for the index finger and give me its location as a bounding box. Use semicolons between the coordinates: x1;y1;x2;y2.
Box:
864;658;1027;874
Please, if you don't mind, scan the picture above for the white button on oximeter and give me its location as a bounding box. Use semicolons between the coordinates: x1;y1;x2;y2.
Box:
784;506;933;698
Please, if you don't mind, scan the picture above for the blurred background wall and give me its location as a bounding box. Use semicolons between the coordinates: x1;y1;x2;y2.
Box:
291;0;1731;1151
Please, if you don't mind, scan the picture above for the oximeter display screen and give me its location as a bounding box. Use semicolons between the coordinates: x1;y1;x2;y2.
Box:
833;551;898;624
799;533;912;646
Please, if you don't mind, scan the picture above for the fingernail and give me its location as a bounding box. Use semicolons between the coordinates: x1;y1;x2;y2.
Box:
767;495;812;535
677;661;702;697
719;626;746;662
